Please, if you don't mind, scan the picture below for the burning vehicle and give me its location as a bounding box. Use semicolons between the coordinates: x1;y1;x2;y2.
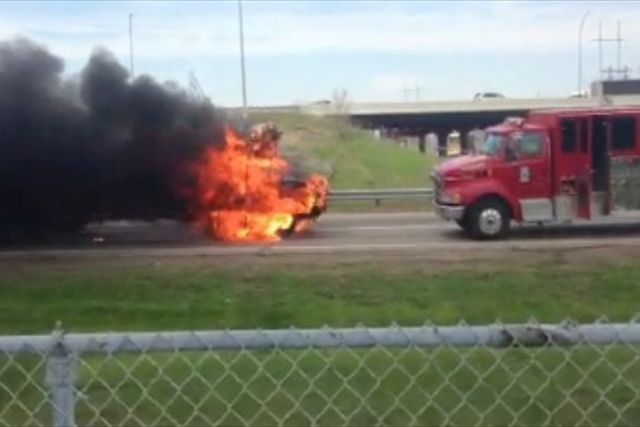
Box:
0;38;328;243
191;122;329;242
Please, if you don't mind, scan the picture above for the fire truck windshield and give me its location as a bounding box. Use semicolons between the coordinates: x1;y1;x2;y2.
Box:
480;133;506;157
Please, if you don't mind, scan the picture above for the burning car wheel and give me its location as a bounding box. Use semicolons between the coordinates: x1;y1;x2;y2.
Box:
280;216;300;238
467;198;510;239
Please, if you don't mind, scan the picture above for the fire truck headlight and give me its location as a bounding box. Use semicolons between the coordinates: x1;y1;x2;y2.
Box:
440;191;462;204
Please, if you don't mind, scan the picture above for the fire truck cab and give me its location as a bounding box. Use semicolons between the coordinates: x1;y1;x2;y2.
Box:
433;107;640;239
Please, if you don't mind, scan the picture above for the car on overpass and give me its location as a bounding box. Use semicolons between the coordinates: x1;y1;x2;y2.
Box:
473;92;506;101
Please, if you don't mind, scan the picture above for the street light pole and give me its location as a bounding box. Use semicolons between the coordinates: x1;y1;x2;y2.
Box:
128;13;135;79
238;0;248;121
578;11;590;94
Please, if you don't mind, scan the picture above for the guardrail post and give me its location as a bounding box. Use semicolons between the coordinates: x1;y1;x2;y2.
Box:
45;322;77;427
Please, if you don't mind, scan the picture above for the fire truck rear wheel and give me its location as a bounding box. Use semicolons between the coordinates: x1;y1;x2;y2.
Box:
467;198;510;239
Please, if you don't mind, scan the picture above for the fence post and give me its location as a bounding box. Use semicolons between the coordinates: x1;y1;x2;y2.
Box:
45;322;77;427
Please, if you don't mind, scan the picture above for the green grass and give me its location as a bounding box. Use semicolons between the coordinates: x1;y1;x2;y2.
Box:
3;259;640;425
4;346;640;426
2;259;640;335
249;112;435;189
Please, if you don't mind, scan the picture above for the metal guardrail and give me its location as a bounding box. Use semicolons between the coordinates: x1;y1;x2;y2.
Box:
329;187;433;202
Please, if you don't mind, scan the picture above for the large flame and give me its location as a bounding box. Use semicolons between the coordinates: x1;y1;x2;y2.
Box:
192;124;329;242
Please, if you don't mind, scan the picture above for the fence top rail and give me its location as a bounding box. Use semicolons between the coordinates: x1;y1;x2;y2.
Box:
1;322;640;355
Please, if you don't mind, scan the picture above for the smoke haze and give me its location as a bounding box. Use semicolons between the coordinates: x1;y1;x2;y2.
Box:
0;37;225;238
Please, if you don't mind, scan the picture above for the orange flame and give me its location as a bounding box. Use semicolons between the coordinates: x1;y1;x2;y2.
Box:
192;125;328;242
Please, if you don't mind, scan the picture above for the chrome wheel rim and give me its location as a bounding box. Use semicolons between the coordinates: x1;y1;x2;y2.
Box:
479;208;502;235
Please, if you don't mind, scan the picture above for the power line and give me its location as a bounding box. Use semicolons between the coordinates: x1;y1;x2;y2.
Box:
128;13;134;79
238;0;248;121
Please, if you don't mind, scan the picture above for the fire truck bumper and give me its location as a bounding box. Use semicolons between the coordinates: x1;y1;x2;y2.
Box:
434;203;465;221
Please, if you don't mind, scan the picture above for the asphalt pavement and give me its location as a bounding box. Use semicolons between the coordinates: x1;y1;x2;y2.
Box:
3;212;640;260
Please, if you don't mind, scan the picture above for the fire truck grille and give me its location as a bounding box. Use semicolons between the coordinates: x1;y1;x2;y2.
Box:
432;172;442;202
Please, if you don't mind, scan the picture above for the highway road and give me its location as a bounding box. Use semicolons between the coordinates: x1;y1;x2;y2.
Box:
3;212;640;260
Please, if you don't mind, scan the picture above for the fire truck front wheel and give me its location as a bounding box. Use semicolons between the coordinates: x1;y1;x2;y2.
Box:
466;198;510;239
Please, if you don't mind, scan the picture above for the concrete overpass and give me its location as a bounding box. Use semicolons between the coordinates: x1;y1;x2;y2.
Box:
303;95;640;152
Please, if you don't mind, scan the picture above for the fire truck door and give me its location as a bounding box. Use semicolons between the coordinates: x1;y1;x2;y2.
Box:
509;132;551;220
576;118;591;219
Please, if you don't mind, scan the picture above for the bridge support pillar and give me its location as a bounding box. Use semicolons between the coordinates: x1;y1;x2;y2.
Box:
436;131;449;157
458;127;472;154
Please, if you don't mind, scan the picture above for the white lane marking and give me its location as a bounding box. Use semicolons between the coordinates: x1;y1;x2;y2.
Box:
279;239;640;252
0;242;458;259
323;212;436;220
3;236;640;259
319;223;447;232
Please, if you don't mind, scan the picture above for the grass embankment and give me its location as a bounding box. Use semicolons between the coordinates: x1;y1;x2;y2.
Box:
250;112;436;190
3;259;640;425
2;258;639;335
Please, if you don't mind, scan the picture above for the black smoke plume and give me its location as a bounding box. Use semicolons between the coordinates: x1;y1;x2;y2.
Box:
0;37;226;239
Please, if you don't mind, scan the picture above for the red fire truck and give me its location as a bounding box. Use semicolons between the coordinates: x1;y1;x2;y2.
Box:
433;107;640;238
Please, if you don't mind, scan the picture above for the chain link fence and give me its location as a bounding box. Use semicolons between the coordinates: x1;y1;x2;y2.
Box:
2;320;640;426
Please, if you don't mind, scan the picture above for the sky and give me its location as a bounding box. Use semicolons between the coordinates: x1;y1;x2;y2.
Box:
0;0;639;107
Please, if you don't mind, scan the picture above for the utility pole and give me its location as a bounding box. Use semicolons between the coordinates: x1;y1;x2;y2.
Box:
577;11;590;94
616;21;622;74
238;0;248;121
128;13;134;79
402;82;423;102
597;20;603;80
402;82;410;102
414;82;422;102
593;20;626;81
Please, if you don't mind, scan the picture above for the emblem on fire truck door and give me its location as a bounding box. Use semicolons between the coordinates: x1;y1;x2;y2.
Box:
519;166;531;183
